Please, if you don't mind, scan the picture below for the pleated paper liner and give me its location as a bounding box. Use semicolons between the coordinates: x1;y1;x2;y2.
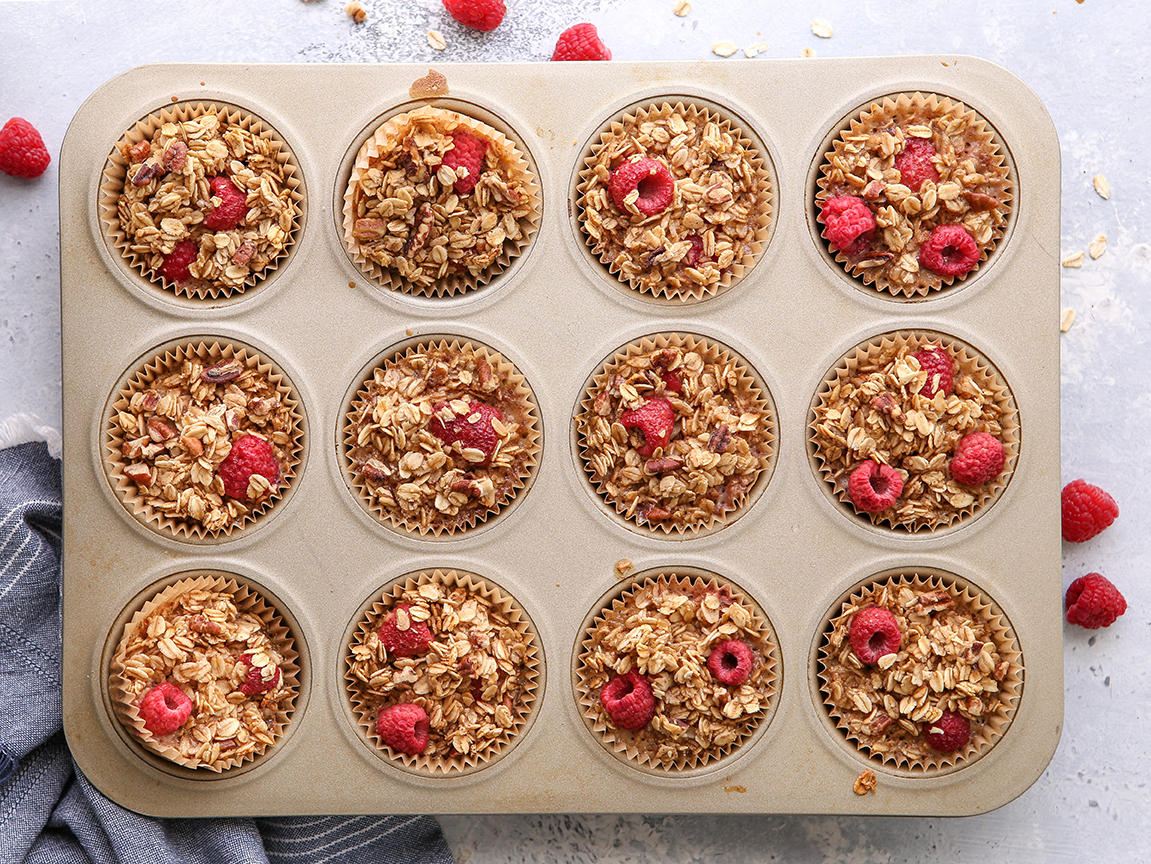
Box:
576;100;773;302
342;337;541;536
574;570;780;774
98;100;304;302
345;568;542;776
808;330;1018;533
341;105;541;297
814;92;1013;298
104;339;303;541
815;569;1023;775
108;572;300;773
576;332;775;535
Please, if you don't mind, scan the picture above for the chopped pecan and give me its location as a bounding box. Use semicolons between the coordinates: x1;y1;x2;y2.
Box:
992;659;1010;682
140;390;160;412
866;711;894;735
188;615;225;635
231;239;256;266
352;218;388;240
247;396;279;417
915;590;953;612
146;417;176;442
861;179;885;200
360;458;390;483
640;504;672;522
162;140;187;173
180;435;203;457
652;349;678;369
129;161;160;186
645;456;684;474
964;191;1003;212
476;357;493;387
123;463;153;486
642;244;667;271
707;424;732;453
405;203;434;254
128;140;151;163
200;359;245;383
869;391;906;422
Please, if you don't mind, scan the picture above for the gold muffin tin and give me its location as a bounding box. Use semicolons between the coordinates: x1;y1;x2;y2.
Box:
60;58;1060;816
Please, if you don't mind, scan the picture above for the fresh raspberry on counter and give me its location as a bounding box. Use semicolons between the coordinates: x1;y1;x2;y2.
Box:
443;0;505;31
912;346;954;398
918;224;979;277
237;654;282;695
217;434;281;501
138;682;193;735
0;117;50;178
441;129;488;195
600;669;656;731
159;239;198;284
949;432;1005;487
924;710;970;752
848;606;901;665
1065;573;1127;629
620;396;676;457
847;460;903;513
608;157;675;216
893;137;940;192
202;176;249;231
551;23;612;61
820;195;876;254
379;604;434;658
1061;479;1119;542
430;399;503;465
377;702;431;754
707;640;754;686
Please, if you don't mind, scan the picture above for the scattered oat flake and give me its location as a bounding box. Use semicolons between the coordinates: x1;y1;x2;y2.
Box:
712;41;738;57
854;769;878;795
801;47;817;58
745;42;769;58
673;0;691;16
1060;308;1076;332
812;18;833;38
1092;174;1110;199
1061;251;1085;268
345;1;366;23
1089;234;1107;259
428;29;447;50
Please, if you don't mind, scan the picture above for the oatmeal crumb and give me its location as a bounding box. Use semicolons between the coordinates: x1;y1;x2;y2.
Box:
744;42;769;58
1060;308;1076;332
712;41;738;57
854;769;878;795
614;559;634;580
811;18;834;38
801;47;817;57
1089;234;1107;259
673;0;691;16
345;1;366;23
1092;173;1110;199
427;29;447;50
1061;250;1085;268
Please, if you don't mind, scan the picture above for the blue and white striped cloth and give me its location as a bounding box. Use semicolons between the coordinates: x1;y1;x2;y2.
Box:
0;442;454;864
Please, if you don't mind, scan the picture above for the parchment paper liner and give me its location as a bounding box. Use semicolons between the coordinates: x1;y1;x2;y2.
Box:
345;568;541;775
98;101;303;301
342;106;541;296
815;92;1012;297
577;101;773;302
105;340;303;540
109;573;300;772
809;330;1018;532
816;571;1023;773
343;338;540;535
577;333;775;534
576;571;780;772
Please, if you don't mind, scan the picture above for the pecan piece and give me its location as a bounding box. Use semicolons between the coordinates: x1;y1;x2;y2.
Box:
127;140;151;163
861;179;886;200
200;358;245;383
231;239;256;266
352;218;388;240
188;615;225;635
405;203;434;254
865;711;894;735
162;140;187;173
915;590;953;612
123;463;153;486
707;424;732;453
129;161;161;186
964;191;1003;212
146;417;176;442
645;456;684;474
140;390;160;412
869;391;906;422
640;504;672;522
992;659;1010;682
360;458;390;483
246;396;279;417
180;435;204;457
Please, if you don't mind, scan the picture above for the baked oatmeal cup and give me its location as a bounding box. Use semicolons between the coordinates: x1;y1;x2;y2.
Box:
576;570;779;772
815;92;1012;297
817;571;1022;773
105;340;303;539
577;333;774;534
342;105;540;296
346;569;541;775
577;101;773;301
99;101;302;300
109;573;299;772
343;339;540;535
809;331;1017;533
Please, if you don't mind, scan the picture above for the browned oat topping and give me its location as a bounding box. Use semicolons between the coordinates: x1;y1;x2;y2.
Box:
579;575;777;768
817;94;1010;296
345;342;537;533
347;574;536;766
579;337;772;532
811;335;1011;531
578;103;771;300
820;579;1018;767
112;108;299;298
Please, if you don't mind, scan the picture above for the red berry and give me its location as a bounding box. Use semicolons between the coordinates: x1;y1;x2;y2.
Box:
0;117;50;178
682;233;704;269
159;239;198;284
661;370;683;393
608;158;675;216
919;224;979;277
848;461;903;513
1061;479;1119;543
848;606;901;665
237;654;281;695
429;399;503;465
820;195;877;254
218;434;281;501
599;669;656;731
551;23;612;61
441;129;488;195
377;702;431;755
442;0;505;31
1065;573;1127;629
924;710;970;752
138;682;193;735
707;640;754;686
893;137;940;192
912;347;953;398
949;432;1005;487
379;604;434;658
619;396;676;457
202;176;248;231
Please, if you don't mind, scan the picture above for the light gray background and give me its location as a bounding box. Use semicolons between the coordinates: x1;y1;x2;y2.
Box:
2;0;1147;861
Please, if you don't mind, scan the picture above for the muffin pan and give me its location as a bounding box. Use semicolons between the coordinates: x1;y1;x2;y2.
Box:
60;58;1061;816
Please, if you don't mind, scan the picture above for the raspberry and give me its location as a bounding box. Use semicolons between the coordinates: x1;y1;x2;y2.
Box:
237;654;281;695
620;396;676;457
551;23;612;61
682;233;704;269
429;399;503;465
848;606;901;665
441;130;488;195
0;117;50;178
1065;573;1127;629
218;434;281;500
159;239;198;284
379;604;433;658
820;195;877;254
924;710;970;752
1061;479;1119;543
919;224;979;277
442;0;505;31
847;460;903;513
912;347;953;398
599;669;656;731
893;137;940;192
949;432;1005;487
707;640;754;686
377;703;431;755
138;682;193;735
202;176;248;231
608;158;675;216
